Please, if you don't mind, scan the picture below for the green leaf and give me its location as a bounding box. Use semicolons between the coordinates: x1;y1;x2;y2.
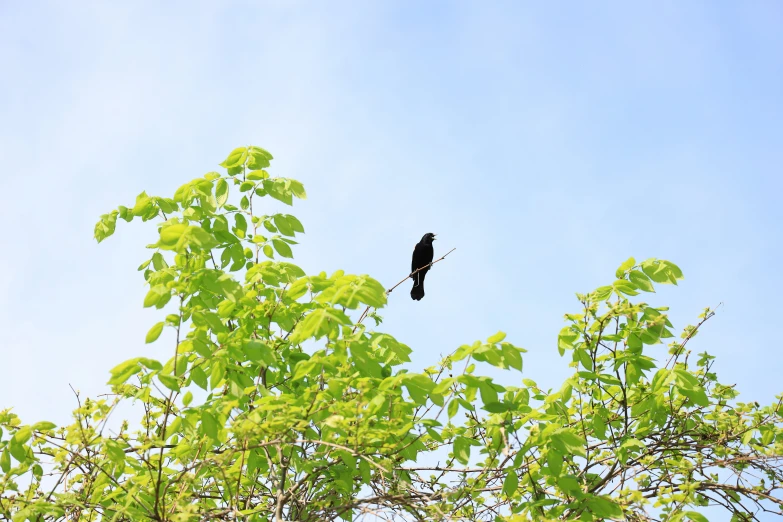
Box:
679;386;710;407
683;511;709;522
201;410;219;440
183;391;193;407
158;374;180;392
613;279;639;296
289;308;352;343
316;274;387;309
673;368;700;389
234;213;248;235
289;179;307;199
292;359;318;381
138;358;164;371
487;331;506;344
453;436;471;465
13;426;32;445
32;421;56;431
502;343;523;371
432;377;455;396
217;299;236;318
0;449;10;473
477;381;499;405
107;357;161;385
557;475;581;494
286;214;305;233
107;364;140;386
483;402;510;413
143;285;170;309
593;285;613;301
404;374;436;406
350;343;383;378
215;179;229;207
551;428;586;457
263;220;277;233
184;226;218;251
146;322;164;343
220;147;247;169
160;223;187;246
263;179;293;205
560;380;573;402
664;260;684;281
247;146;273;169
244;340;275;366
576;349;593;371
641;258;684;285
558;327;580;354
586;496;623;519
151;252;168;270
94;211;118;243
8;439;26;462
106;441;125;464
629;270;655;292
246;170;268;181
131;191;153;217
191;366;208;390
273;214;295;236
597;373;621;386
547;448;563;476
447;399;459;419
272;238;293;258
615;256;635;278
503;470;519;496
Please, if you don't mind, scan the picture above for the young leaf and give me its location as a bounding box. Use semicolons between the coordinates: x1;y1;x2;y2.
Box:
487;331;506;344
220;147;247;169
272;239;293;258
503;470;519;496
629;270;655;292
683;512;709;522
586;496;623;519
615;256;635;278
453;436;471;465
146;322;164;344
201;411;219;440
215;179;229;207
0;449;10;473
158;374;180;392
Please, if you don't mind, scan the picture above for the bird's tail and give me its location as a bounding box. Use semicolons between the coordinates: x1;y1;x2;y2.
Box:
410;280;425;301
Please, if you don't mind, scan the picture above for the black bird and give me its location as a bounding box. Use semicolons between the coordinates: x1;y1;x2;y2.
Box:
410;233;436;301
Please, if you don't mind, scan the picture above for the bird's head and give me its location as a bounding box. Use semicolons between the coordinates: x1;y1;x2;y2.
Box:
421;232;436;244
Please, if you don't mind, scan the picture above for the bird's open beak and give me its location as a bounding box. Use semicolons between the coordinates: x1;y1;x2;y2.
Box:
433;234;437;240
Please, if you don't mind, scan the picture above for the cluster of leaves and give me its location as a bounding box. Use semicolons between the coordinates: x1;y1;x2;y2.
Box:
1;146;781;521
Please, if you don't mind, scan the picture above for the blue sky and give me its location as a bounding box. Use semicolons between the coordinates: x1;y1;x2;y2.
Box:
1;0;782;502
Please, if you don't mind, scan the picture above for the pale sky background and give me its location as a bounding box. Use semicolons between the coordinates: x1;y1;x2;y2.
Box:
1;1;782;516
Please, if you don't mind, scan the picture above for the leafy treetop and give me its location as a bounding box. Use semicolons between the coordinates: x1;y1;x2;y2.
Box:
1;146;781;522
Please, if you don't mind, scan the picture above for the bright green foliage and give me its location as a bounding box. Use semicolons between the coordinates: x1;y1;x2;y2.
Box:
2;147;782;521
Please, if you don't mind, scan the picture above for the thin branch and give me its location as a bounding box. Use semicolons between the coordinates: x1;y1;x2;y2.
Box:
354;247;456;330
387;247;456;296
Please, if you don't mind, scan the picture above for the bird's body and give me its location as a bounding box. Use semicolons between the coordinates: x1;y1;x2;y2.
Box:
410;233;436;300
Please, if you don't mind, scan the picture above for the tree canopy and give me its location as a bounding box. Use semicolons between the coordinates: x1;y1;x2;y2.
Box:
1;146;781;521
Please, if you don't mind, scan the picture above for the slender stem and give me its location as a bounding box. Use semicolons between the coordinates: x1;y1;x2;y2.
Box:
354;247;456;331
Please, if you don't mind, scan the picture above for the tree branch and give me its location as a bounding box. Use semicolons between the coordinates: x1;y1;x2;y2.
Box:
354;247;456;329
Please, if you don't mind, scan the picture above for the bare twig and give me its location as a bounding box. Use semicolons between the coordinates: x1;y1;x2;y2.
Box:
354;247;456;329
387;247;456;296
